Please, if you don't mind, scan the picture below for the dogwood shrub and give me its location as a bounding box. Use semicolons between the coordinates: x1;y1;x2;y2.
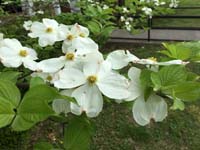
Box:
0;18;199;149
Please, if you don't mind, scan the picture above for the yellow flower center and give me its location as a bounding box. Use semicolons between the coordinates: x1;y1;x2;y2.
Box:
87;75;97;84
46;27;53;33
79;33;85;37
148;57;157;62
46;75;53;81
67;35;74;41
66;53;75;61
19;50;28;57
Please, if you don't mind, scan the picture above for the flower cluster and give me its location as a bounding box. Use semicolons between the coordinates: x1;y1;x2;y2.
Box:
118;0;176;32
0;18;188;126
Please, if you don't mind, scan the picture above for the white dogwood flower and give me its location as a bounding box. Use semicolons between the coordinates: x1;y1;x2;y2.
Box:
28;18;63;47
59;23;98;55
54;61;130;117
0;38;37;68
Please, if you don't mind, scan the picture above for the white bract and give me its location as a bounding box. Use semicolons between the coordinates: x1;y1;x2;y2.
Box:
54;61;130;117
126;67;143;101
136;58;189;65
133;94;168;126
28;18;63;47
106;50;139;70
0;38;37;68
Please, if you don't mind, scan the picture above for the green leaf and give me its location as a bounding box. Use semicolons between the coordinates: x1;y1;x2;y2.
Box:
0;79;21;107
140;69;153;100
0;97;15;128
177;42;200;61
0;71;21;83
172;82;200;102
161;43;191;60
187;72;199;81
34;141;54;150
151;66;187;90
11;85;60;131
0;80;21;128
87;21;101;34
30;77;45;88
171;98;185;111
64;117;94;150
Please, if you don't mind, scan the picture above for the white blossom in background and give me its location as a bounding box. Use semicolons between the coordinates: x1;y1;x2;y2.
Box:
36;10;44;14
169;0;179;8
28;18;63;47
23;20;33;31
142;7;152;17
124;21;131;31
102;4;109;10
120;16;134;31
140;0;166;6
122;7;129;13
120;16;126;22
0;38;37;68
